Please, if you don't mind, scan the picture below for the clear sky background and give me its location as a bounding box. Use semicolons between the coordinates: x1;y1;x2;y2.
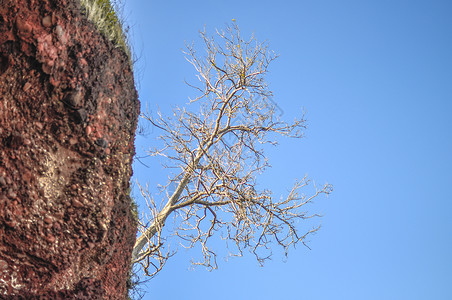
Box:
121;1;452;299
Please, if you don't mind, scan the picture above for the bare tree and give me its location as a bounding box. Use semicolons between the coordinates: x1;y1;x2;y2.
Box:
132;23;332;278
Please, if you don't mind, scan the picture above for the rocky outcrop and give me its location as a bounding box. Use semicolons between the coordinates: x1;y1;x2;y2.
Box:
0;0;139;298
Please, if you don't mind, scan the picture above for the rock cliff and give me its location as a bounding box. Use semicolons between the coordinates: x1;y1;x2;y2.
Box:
0;0;139;298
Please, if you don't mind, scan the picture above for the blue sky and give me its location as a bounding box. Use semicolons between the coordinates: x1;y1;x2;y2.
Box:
122;1;452;299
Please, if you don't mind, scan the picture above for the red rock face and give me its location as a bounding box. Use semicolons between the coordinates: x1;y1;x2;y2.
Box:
0;0;139;298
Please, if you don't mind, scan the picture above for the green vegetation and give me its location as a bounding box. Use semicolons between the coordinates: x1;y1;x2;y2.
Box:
127;186;139;223
126;183;144;299
79;0;132;62
127;264;146;300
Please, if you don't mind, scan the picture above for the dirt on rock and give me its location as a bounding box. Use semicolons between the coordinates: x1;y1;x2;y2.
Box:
0;0;140;298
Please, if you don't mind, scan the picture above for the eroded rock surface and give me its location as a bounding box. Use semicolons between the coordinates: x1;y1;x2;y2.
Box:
0;0;139;298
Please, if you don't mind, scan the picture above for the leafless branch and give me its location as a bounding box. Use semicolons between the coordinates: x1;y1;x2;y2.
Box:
132;23;332;276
